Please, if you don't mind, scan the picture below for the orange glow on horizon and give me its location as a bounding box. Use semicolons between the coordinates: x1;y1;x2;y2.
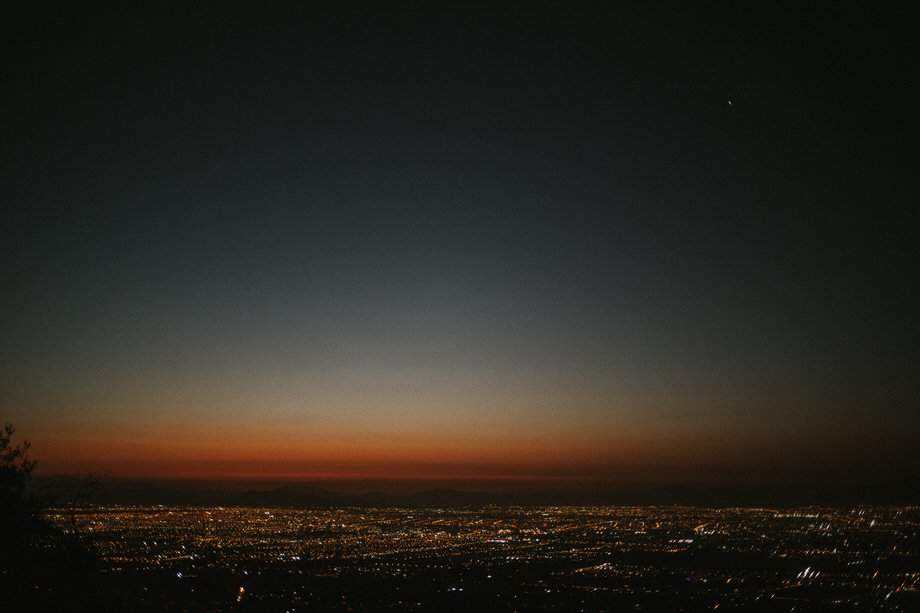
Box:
19;398;900;490
28;423;836;489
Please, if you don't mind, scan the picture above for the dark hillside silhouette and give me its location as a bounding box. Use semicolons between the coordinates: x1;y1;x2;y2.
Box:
1;424;110;612
1;423;36;555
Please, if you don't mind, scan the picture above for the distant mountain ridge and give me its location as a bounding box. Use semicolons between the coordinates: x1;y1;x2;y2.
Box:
28;476;917;508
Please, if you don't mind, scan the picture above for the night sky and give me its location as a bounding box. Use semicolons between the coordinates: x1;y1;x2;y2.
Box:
3;3;917;494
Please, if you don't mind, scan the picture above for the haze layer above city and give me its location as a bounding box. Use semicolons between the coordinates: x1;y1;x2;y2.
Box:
2;3;917;498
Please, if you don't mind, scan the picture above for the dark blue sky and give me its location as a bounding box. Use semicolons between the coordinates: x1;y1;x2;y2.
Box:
2;3;917;492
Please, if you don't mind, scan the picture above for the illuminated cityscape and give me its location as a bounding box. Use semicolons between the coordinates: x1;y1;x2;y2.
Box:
4;2;918;611
39;504;920;611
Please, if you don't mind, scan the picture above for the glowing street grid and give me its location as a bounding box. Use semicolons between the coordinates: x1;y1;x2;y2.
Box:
49;505;920;611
